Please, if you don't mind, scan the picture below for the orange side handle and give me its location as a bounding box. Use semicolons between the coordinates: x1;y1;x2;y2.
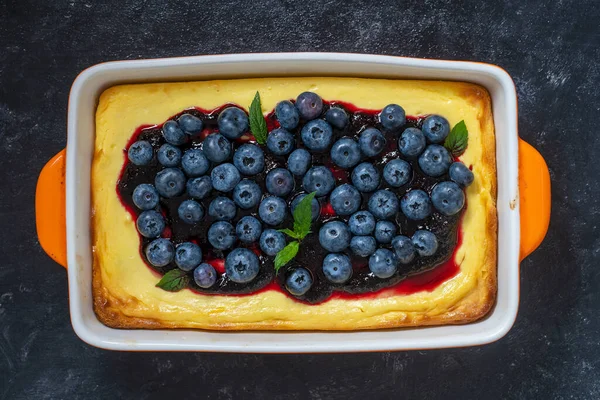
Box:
36;149;67;268
519;139;551;261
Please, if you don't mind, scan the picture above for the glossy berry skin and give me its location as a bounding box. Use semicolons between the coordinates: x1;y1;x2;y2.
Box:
181;148;210;177
351;162;380;193
319;221;351;252
418;145;452;177
431;181;465;216
233;143;264;175
211;163;241;192
302;166;335;197
233;180;262;209
348;210;376;235
325;107;349;129
208;197;237;221
330;184;361;216
383;159;411;188
400;189;432;221
162;120;187;145
286;268;313;296
275;100;300;130
259;229;286;256
187;176;212;199
157;144;182;167
155;168;186;198
145;238;174;267
369;248;398;279
359;128;386;157
375;220;397;244
174;242;202;271
350;236;377;258
128;140;153;166
258;196;287;226
236;216;262;243
322;253;352;284
301;119;333;152
412;230;438;256
218;107;249;139
177;113;203;135
330;138;361;168
132;184;159;210
136;210;165;238
266;168;294;197
287;149;311;176
379;104;406;131
193;263;217;288
368;190;400;220
295;92;323;120
391;235;416;264
225;248;260;283
398;128;427;158
267;128;295;156
208;221;237;250
449;162;474;187
291;194;320;221
203;133;231;163
422;115;450;144
178;199;204;225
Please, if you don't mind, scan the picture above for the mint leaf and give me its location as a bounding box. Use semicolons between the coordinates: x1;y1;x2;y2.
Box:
156;269;189;292
279;228;301;240
292;192;317;239
249;91;267;145
274;241;299;272
444;120;469;157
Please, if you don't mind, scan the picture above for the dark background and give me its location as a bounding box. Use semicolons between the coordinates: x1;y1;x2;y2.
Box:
1;0;598;398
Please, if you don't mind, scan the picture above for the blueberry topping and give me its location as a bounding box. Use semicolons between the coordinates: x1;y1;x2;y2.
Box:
330;138;361;169
258;196;287;226
233;179;262;210
136;210;165;238
177;113;203;136
374;220;397;244
267;128;295;156
259;229;286;256
157;144;182;167
391;235;416;264
383;159;411;188
301;119;333;152
218;107;249;140
286;268;313;296
431;181;465;216
422;115;450;144
287;148;311;176
162;120;186;146
379;104;406;131
266;168;294;197
398;127;427;158
154;168;186;198
233;143;264;175
412;230;438;256
295;92;323;120
302;166;335;196
203;133;232;163
348;210;376;235
145;238;174;267
330;184;361;216
275;100;300;130
351;162;380;193
418;145;452;177
177;199;204;225
369;248;397;279
193;263;217;288
174;242;202;271
368;190;399;220
291;193;320;221
128;140;153;166
235;216;262;243
181;148;210;177
449;162;474;187
208;197;237;221
132;183;159;210
186;176;212;199
325;107;348;129
208;221;237;250
322;253;352;284
350;236;377;258
359;127;386;157
319;221;351;252
225;248;260;283
210;163;241;192
400;189;432;221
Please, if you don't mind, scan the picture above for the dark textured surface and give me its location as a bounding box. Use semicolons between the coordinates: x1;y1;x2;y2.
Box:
0;0;598;398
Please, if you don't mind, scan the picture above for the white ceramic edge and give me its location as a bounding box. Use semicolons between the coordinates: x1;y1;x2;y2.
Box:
66;53;519;352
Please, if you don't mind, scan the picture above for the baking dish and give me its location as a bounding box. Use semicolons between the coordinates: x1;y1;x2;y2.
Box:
35;53;551;352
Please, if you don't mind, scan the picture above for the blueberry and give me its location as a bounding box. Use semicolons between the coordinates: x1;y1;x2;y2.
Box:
422;115;450;144
162;120;186;145
391;235;416;264
145;238;174;267
302;166;335;196
398;127;426;158
325;107;348;129
187;176;212;199
233;143;264;175
177;199;204;224
369;248;398;279
383;159;411;188
449;162;474;187
322;253;352;284
203;133;231;163
233;180;262;210
350;236;377;258
412;230;438;256
259;229;286;256
418;145;452;177
330;184;361;216
400;189;432;220
351;162;380;193
128;140;153;166
208;197;237;221
301;119;333;152
174;242;202;271
136;210;165;238
375;220;397;244
275;100;300;130
291;194;320;221
379;104;406;131
295;92;323;120
287;149;311;176
208;221;237;250
225;248;260;283
218;107;249;139
330;138;361;168
267;128;295;156
132;183;159;210
285;268;313;296
181;148;210;177
266;168;294;197
319;221;351;252
177;113;203;136
258;196;287;226
368;190;399;220
193;263;217;288
348;210;376;235
431;181;465;216
154;168;186;198
157;144;182;167
211;163;241;192
359;128;386;157
236;216;262;243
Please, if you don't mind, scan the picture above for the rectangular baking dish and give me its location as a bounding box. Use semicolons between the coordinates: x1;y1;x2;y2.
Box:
35;53;551;352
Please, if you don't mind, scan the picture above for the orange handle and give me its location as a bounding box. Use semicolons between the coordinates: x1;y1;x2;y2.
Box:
519;139;551;261
36;149;67;268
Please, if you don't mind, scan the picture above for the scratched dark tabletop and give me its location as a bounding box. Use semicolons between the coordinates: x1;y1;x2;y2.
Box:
1;0;599;399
